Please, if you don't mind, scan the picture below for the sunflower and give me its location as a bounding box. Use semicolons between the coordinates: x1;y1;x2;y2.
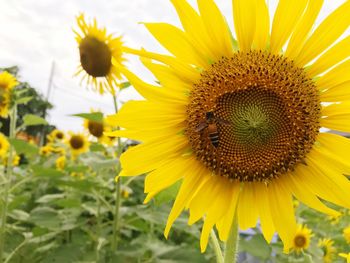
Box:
66;132;89;156
39;144;54;156
339;253;350;263
109;0;350;252
0;71;18;118
55;155;66;171
0;132;10;158
47;129;65;142
73;13;126;95
292;225;312;254
343;225;350;244
83;112;115;145
318;238;336;263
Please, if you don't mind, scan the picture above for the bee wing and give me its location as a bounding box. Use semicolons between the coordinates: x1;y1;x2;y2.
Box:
196;122;208;132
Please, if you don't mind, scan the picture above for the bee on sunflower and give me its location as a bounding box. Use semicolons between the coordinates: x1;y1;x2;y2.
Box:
73;13;126;95
109;0;350;254
0;71;18;118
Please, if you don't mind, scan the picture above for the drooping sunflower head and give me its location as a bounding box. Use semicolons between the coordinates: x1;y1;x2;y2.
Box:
113;0;350;253
343;226;350;244
67;132;90;156
318;238;336;263
74;13;126;95
0;71;18;118
47;129;65;142
292;225;312;254
0;132;10;158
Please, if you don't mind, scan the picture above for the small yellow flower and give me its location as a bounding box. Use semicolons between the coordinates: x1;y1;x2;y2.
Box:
328;213;342;225
47;129;65;142
55;155;66;170
0;71;18;118
292;225;312;254
66;132;89;156
343;226;350;244
318;238;336;263
339;253;350;263
73;13;126;95
84;114;116;145
70;172;84;180
40;144;53;156
0;132;10;158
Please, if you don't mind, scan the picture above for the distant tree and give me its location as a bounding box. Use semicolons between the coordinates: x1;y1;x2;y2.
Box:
0;66;55;141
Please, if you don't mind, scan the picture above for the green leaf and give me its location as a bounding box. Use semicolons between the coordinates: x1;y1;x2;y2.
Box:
23;114;48;126
71;112;103;122
9;138;38;156
29;207;60;230
16;96;33;105
32;165;64;177
154;181;181;206
120;81;131;90
239;233;271;260
36;193;65;203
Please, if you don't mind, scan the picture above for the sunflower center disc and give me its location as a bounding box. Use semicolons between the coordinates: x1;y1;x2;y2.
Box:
79;36;112;77
70;135;84;149
88;121;104;138
186;51;321;182
56;132;64;139
294;235;307;248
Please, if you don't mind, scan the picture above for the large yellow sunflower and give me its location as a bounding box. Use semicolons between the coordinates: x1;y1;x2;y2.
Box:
109;0;350;252
0;71;18;118
73;13;126;95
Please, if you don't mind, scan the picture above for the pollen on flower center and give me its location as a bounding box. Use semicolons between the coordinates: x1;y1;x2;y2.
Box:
186;51;321;182
79;36;112;77
70;135;84;149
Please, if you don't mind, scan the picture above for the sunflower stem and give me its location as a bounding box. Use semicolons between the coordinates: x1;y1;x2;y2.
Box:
223;212;239;263
210;230;224;263
0;103;17;262
111;94;122;253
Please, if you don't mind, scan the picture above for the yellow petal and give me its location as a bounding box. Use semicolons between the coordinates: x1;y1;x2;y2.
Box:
321;81;350;102
164;163;209;238
170;0;216;61
124;47;200;83
317;133;350;170
308;36;350;77
120;135;188;176
252;0;270;50
268;179;296;251
215;182;240;242
285;0;324;59
197;0;233;58
317;60;350;91
143;23;208;67
295;1;350;67
117;64;188;103
237;183;258;230
321;102;350;133
270;0;308;54
113;100;185;130
144;156;196;193
282;173;340;216
253;182;275;243
232;0;256;51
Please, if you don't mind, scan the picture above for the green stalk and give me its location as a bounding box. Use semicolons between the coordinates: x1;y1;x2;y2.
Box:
0;103;17;262
223;212;239;263
111;94;123;252
210;230;224;263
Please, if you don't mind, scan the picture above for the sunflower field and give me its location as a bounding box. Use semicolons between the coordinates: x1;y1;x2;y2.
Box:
1;0;350;262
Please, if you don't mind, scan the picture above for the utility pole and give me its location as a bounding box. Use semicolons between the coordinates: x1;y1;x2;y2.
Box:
40;61;55;146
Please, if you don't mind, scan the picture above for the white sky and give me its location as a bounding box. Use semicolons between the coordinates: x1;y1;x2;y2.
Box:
0;0;346;131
